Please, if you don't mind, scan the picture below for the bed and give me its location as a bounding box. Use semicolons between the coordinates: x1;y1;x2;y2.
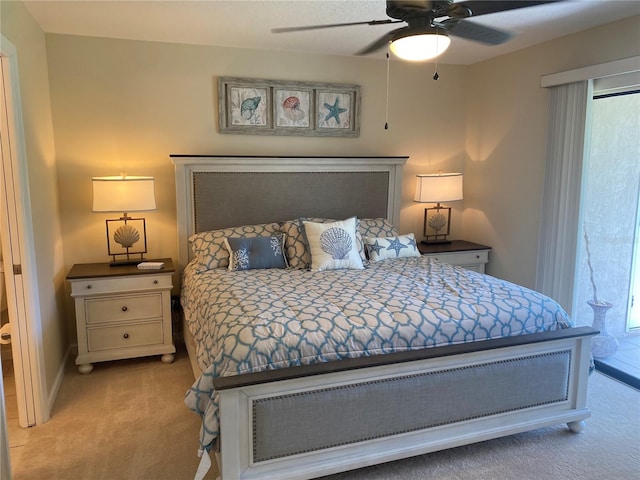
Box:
171;155;597;480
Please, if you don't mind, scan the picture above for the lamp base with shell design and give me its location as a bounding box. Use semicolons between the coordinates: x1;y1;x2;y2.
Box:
421;204;453;245
105;214;149;266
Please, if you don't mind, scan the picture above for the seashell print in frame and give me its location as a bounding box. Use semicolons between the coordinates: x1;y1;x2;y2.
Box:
218;77;360;137
218;77;272;134
230;87;268;126
274;87;312;132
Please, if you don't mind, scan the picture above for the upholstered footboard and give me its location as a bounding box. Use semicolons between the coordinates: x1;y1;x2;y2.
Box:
214;327;596;480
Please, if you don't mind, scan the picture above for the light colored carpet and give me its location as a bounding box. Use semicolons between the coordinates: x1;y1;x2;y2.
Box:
9;345;640;480
10;345;204;480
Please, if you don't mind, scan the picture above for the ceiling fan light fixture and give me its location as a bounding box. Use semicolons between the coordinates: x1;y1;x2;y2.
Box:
389;31;450;62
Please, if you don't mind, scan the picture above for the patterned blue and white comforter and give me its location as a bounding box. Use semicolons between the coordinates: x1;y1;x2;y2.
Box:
182;256;572;453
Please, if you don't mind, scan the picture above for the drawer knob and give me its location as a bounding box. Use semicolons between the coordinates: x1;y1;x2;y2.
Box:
86;284;92;290
121;306;128;312
476;255;480;259
153;280;158;285
123;333;129;339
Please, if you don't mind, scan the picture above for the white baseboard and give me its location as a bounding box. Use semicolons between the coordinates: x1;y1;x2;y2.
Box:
48;345;72;413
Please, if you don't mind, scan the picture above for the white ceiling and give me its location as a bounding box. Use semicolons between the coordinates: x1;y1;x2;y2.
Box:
22;0;640;65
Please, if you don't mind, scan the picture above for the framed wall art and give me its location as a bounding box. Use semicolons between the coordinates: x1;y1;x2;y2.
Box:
218;77;360;137
274;86;312;132
218;78;272;134
316;89;357;133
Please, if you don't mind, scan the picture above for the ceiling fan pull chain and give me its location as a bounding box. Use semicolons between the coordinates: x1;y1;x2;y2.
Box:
433;27;440;81
385;47;390;130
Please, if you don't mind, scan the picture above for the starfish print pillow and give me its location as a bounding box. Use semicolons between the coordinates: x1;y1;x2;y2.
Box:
364;233;421;262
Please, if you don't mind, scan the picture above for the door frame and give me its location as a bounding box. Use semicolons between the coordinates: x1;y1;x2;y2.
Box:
1;34;49;427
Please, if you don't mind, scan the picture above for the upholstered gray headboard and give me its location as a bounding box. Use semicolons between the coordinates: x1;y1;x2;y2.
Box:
171;155;408;269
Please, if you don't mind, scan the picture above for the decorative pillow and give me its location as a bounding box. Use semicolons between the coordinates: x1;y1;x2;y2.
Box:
302;217;364;271
189;222;280;271
358;218;398;241
279;218;316;269
224;235;287;271
364;233;421;262
281;217;367;269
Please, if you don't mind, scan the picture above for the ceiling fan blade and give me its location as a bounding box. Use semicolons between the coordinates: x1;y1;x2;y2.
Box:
441;18;511;45
272;19;400;34
356;27;406;55
454;1;564;18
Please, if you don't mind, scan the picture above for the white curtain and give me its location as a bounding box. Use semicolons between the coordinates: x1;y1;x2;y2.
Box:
535;80;591;313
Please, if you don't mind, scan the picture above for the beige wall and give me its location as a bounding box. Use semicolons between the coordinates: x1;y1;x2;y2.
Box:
0;1;67;394
45;38;469;270
464;15;640;287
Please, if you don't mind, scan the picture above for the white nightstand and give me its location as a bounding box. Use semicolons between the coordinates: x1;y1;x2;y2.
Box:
67;258;176;374
417;240;491;273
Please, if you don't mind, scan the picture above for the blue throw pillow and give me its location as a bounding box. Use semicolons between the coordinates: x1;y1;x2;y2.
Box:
224;235;288;271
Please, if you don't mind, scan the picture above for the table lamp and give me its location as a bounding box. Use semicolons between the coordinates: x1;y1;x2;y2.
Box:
92;175;156;265
414;173;463;244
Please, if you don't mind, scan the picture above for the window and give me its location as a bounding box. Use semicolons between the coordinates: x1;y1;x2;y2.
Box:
574;81;640;337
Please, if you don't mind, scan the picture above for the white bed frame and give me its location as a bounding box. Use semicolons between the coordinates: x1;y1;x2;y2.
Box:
172;155;597;480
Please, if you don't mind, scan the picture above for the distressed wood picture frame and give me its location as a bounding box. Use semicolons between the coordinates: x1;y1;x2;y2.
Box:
316;88;358;134
218;77;360;137
218;78;272;134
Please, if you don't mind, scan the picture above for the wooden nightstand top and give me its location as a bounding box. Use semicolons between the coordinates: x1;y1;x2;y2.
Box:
417;240;491;255
66;258;175;280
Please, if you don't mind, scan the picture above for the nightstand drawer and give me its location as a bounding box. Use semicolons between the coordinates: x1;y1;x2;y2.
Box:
87;321;164;351
428;250;489;265
85;293;163;325
70;274;172;296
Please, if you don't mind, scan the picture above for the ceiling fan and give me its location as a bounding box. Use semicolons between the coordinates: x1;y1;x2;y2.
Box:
272;0;563;62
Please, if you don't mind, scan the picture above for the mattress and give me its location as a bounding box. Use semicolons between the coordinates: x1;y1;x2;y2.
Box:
181;256;572;453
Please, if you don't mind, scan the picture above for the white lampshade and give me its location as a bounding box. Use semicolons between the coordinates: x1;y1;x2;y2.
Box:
390;32;450;62
92;176;156;213
414;173;463;203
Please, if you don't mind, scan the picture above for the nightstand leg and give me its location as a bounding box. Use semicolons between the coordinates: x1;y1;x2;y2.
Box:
78;363;93;374
161;353;175;364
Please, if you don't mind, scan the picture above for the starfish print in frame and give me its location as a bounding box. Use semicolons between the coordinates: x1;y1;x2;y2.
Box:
323;97;348;125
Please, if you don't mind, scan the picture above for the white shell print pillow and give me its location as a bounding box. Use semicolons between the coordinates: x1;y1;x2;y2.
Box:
302;217;364;271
